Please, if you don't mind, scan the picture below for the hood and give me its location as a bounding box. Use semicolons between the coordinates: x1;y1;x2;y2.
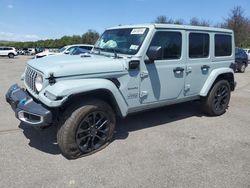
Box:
28;54;127;78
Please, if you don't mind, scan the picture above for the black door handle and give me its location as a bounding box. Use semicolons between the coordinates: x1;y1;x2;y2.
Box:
201;65;210;69
173;67;185;73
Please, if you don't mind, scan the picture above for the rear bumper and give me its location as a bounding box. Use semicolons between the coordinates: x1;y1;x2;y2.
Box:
6;84;53;127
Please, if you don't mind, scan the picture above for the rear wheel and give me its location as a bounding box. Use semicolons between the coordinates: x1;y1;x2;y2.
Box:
57;100;116;159
201;80;231;116
238;63;246;73
8;53;14;58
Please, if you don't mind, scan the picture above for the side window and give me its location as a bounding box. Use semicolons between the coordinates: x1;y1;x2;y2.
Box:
67;47;75;53
215;34;232;57
149;31;182;60
248;50;250;54
189;33;209;58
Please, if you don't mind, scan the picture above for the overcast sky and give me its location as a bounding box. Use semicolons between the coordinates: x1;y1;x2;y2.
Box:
0;0;249;41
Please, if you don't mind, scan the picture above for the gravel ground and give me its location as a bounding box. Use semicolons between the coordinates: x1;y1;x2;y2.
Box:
0;56;250;188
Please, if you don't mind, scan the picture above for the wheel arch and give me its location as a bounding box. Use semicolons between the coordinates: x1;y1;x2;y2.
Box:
62;89;124;118
200;68;235;97
39;78;128;117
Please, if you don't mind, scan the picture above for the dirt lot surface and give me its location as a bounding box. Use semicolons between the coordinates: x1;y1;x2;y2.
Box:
0;56;250;188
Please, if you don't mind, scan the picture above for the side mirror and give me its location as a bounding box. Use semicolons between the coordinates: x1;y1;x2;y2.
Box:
146;46;163;62
64;50;70;54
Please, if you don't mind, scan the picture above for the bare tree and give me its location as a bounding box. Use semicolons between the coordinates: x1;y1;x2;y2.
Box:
222;6;250;47
154;16;174;24
190;17;211;26
174;19;185;25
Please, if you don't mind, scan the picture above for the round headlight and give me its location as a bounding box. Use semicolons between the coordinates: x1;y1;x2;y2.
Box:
35;74;43;92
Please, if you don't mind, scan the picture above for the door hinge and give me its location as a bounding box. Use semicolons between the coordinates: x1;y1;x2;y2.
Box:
140;91;148;98
186;67;192;74
140;71;148;78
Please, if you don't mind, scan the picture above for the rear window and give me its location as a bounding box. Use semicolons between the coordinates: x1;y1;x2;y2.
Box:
189;33;209;58
215;34;232;57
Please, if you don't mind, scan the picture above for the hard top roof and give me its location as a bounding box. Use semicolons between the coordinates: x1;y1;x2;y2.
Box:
107;23;233;33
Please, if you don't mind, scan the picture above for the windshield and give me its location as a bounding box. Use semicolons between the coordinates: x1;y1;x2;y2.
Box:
95;28;149;55
58;47;66;53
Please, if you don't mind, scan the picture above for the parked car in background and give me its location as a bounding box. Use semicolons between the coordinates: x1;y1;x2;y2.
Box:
244;48;250;61
35;44;93;58
35;47;45;54
20;48;29;55
235;47;248;73
28;48;36;55
0;47;18;58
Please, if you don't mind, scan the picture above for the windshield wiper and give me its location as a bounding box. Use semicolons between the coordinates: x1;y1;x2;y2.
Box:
93;47;122;58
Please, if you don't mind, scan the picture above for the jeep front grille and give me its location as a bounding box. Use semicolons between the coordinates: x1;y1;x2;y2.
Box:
25;66;38;93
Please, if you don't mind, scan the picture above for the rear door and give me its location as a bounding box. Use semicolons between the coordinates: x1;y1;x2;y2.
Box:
140;30;186;103
184;32;212;96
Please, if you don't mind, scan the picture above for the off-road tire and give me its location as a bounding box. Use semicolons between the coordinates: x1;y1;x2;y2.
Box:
57;99;116;159
201;80;231;116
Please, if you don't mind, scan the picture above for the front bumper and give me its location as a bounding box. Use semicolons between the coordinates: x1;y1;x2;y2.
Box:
6;84;53;127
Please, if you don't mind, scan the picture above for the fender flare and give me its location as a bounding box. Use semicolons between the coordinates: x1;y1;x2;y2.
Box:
38;78;128;117
199;68;234;97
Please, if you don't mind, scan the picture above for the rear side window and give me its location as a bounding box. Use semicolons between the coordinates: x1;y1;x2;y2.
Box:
149;31;182;60
215;34;232;57
189;33;209;58
4;47;12;50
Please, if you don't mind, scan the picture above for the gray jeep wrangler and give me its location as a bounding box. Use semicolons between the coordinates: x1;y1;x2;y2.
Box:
6;24;236;159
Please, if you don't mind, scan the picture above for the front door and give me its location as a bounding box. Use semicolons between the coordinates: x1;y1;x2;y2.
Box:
140;30;186;104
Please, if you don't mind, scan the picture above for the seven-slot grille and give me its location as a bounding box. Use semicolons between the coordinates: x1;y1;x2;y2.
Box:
25;66;38;93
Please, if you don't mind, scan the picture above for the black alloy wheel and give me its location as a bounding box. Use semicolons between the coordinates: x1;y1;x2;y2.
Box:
201;80;231;116
57;100;116;159
76;111;110;153
212;84;230;112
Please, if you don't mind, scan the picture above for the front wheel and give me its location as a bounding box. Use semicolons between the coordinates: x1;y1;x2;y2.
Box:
57;100;116;159
201;80;231;116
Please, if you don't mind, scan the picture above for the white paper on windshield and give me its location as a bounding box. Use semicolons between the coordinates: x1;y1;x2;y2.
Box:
131;28;146;35
129;45;139;50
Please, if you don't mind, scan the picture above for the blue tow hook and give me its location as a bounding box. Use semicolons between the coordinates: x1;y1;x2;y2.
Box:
19;98;27;105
